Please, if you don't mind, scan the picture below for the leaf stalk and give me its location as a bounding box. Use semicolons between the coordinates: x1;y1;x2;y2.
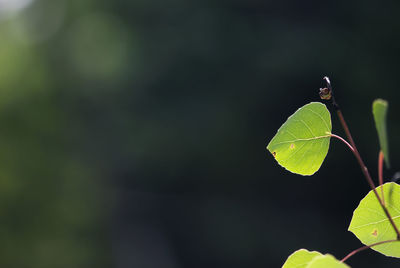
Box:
378;151;385;206
341;239;398;262
330;133;354;152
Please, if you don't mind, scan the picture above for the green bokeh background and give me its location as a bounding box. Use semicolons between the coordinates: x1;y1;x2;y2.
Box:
1;0;400;267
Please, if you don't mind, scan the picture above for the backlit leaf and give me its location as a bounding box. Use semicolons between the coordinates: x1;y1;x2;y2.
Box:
372;99;390;168
282;249;349;268
348;182;400;257
306;254;350;268
267;102;332;176
282;249;322;268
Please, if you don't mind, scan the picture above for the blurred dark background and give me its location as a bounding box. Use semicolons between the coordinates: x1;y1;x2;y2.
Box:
1;0;400;267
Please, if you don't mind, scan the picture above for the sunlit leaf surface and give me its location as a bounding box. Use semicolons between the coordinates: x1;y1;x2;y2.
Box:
282;249;349;268
307;254;349;268
267;102;332;176
349;182;400;257
282;249;322;268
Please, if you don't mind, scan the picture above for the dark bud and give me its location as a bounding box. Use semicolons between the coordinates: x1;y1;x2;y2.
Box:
319;87;332;100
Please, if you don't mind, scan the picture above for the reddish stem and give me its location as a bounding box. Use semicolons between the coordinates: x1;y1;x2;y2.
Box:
330;133;354;152
341;239;398;262
378;151;385;206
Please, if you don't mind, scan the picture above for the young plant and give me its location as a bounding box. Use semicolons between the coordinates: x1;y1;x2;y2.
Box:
267;77;400;267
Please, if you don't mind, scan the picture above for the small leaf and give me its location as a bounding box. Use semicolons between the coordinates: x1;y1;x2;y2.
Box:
267;102;332;176
282;249;322;268
372;99;390;168
349;182;400;257
282;249;349;268
307;255;350;268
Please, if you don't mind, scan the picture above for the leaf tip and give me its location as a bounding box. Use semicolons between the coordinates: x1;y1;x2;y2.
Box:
373;98;388;108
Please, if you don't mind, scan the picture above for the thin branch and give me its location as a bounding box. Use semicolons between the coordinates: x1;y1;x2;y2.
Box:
341;239;398;262
321;77;400;239
330;133;354;152
378;151;385;206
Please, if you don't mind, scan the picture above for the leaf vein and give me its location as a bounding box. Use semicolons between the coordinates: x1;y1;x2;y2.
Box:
351;215;400;229
303;108;331;131
269;135;331;147
280;142;307;164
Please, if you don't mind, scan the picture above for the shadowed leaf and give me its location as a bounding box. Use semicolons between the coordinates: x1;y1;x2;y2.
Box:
372;99;390;168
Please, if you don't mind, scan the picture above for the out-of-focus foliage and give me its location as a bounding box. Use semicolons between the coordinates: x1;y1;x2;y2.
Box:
0;0;119;266
372;99;390;167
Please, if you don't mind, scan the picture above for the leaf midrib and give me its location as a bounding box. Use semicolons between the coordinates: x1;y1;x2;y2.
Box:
350;215;400;230
270;134;331;147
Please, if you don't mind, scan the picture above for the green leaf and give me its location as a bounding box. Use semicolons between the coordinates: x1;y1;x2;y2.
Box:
282;249;349;268
348;182;400;257
372;99;390;168
267;102;332;176
282;249;322;268
307;255;350;268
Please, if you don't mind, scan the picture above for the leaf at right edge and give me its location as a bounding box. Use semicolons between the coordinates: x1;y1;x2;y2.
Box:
372;99;390;168
348;182;400;257
282;249;350;268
